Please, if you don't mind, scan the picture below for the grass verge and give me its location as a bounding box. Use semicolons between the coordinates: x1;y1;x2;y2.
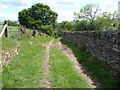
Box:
0;38;2;89
2;42;45;88
20;34;54;44
50;47;90;88
61;39;120;88
0;25;3;32
2;37;18;51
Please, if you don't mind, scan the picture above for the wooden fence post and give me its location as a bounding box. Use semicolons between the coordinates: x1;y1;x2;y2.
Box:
4;21;8;38
32;26;36;37
118;1;120;33
5;26;8;37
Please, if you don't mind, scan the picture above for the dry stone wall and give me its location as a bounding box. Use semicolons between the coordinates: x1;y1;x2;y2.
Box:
62;30;120;72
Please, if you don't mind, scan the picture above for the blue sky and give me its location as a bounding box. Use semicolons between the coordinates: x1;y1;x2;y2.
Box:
0;0;119;23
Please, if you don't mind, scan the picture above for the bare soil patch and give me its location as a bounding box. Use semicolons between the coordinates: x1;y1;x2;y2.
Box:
40;40;54;88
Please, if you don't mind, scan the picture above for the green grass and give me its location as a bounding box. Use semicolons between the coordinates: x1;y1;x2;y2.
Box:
20;34;54;44
0;22;3;31
0;38;2;49
61;39;120;88
38;35;53;43
0;37;2;89
0;25;3;32
2;35;53;88
2;37;18;51
26;29;32;35
8;26;18;31
52;38;60;44
50;47;90;88
2;42;45;88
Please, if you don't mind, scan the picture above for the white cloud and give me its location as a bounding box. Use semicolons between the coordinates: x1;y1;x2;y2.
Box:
52;8;75;22
56;0;80;6
40;0;81;7
0;0;32;8
81;0;118;13
0;0;10;2
0;3;8;11
0;12;18;21
100;0;118;13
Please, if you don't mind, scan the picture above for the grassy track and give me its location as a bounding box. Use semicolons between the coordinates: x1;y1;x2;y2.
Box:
2;33;119;88
61;39;120;88
2;38;45;88
50;47;90;88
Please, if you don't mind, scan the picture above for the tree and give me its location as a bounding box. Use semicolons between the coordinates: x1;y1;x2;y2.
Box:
74;4;100;31
96;12;117;30
41;25;53;36
75;20;88;31
64;22;74;31
18;3;58;30
74;4;99;22
60;21;74;32
52;21;75;37
74;4;117;31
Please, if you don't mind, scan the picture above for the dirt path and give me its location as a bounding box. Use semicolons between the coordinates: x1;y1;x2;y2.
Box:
54;41;98;88
40;40;97;88
41;40;54;88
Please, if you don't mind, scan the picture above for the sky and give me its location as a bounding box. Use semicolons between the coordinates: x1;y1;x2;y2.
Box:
0;0;119;23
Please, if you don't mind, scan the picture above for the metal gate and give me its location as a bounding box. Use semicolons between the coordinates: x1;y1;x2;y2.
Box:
8;26;20;40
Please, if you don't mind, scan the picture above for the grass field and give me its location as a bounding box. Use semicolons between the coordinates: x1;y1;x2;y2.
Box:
2;37;18;51
0;25;3;32
2;38;45;88
50;47;90;88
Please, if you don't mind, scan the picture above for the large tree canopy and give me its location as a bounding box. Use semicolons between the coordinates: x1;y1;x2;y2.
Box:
18;3;58;30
